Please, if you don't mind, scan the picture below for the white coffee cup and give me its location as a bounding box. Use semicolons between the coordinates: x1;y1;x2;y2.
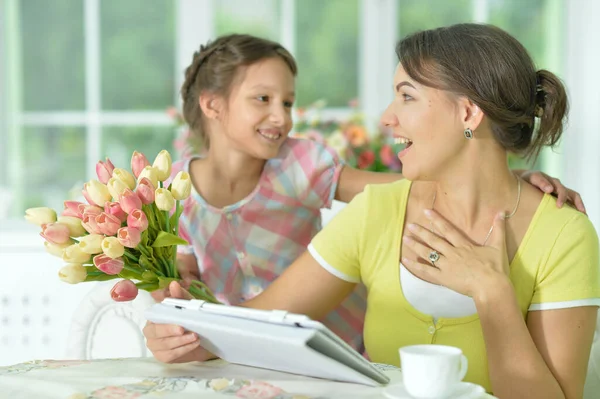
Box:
399;344;468;398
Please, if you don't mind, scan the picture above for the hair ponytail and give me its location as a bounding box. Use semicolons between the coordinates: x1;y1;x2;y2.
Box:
528;69;568;160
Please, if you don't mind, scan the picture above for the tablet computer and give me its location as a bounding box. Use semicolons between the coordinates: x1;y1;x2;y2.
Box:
145;298;390;386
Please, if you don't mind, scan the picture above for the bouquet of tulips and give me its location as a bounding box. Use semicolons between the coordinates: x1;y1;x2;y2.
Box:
24;150;219;303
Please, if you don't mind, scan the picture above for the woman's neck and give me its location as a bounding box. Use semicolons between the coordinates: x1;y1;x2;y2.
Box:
426;146;520;231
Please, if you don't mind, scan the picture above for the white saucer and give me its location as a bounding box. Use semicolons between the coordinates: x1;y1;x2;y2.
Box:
383;381;486;399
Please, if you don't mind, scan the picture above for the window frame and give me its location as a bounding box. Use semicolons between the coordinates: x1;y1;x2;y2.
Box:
1;0;570;240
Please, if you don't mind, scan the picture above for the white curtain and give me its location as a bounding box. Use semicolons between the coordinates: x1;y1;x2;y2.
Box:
564;0;600;232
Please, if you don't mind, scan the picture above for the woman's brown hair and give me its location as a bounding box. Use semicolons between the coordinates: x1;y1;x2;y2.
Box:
396;23;568;161
181;34;298;149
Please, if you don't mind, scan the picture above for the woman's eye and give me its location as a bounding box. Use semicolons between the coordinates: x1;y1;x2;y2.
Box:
257;96;269;102
402;94;413;101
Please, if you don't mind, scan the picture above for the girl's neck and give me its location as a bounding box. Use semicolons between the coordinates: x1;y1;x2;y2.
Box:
203;145;266;186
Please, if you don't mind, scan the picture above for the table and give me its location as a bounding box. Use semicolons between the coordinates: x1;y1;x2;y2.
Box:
0;357;495;399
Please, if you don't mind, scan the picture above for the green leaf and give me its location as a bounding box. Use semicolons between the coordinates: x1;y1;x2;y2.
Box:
142;270;158;282
136;282;160;291
157;276;179;289
84;266;120;282
151;231;189;247
138;254;156;271
140;229;149;247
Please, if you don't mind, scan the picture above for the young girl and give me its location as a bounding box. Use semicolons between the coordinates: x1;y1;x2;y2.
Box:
154;34;585;355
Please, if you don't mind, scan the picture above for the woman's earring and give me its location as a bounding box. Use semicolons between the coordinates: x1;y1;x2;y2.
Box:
464;128;474;139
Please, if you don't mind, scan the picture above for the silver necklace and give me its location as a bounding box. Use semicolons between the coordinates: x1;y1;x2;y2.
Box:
430;175;521;246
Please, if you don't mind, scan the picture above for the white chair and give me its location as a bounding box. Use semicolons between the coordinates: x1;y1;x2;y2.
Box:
66;281;155;360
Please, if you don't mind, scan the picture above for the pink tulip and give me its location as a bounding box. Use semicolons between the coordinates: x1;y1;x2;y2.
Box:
93;254;124;275
136;177;155;205
117;227;142;248
96;158;115;184
119;189;142;214
62;201;84;219
104;201;127;222
110;279;138;302
81;214;102;235
95;212;122;236
131;151;150;179
127;209;148;231
82;188;97;206
79;204;103;218
40;223;71;245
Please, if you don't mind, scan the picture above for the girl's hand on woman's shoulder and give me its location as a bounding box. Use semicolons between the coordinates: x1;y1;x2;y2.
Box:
518;170;586;213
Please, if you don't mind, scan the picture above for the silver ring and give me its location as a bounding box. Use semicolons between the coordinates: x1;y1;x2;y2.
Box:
428;250;440;266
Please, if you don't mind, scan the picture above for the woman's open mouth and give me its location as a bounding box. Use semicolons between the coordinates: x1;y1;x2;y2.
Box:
394;137;413;158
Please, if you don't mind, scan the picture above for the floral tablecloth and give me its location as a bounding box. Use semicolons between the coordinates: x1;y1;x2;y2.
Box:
0;357;495;399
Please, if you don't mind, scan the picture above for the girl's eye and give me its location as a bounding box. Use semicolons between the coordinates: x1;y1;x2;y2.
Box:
257;96;269;102
284;101;294;108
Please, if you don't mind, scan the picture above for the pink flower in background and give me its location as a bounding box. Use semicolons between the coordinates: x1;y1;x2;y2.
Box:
235;381;284;399
136;177;155;205
105;202;127;222
81;214;102;235
95;158;115;184
117;227;142;248
131;151;150;179
166;106;180;120
40;223;71;245
380;144;402;171
380;144;394;167
94;254;124;275
127;209;148;231
119;189;143;214
62;201;84;219
357;150;375;169
110;280;138;302
95;212;121;236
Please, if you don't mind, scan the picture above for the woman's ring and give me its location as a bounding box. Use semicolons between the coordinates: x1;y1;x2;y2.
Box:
428;250;441;266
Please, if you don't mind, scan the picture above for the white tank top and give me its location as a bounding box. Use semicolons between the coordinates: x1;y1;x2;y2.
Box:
399;263;477;321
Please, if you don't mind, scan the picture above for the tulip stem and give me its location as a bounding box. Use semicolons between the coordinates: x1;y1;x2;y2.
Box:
123;251;139;263
174;201;181;236
164;211;170;233
172;201;182;277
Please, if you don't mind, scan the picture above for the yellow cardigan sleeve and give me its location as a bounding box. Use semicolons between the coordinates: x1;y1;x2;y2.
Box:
308;187;371;283
530;212;600;308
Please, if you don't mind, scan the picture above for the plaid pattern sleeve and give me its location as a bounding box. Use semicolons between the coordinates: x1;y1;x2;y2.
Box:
280;138;344;210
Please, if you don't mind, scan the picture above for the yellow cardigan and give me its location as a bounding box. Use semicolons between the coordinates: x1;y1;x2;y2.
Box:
310;180;600;392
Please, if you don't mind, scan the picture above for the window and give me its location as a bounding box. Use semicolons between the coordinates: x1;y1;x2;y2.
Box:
395;0;565;170
397;0;472;37
295;0;359;107
215;0;281;41
3;0;177;223
0;0;569;226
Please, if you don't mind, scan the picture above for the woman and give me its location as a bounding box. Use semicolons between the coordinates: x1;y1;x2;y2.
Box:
145;24;599;398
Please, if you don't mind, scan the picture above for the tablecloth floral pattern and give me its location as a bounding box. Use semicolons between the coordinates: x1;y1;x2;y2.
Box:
0;357;397;399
